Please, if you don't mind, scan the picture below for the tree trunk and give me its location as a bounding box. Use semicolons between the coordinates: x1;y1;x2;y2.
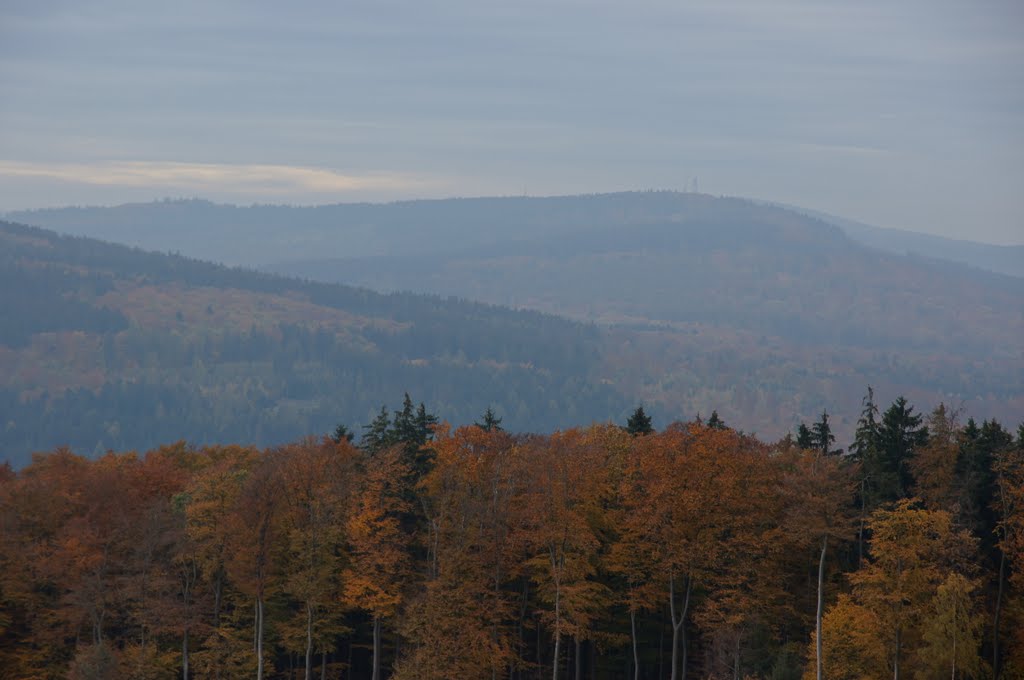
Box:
631;609;640;680
893;627;900;680
857;478;866;570
552;563;562;680
321;651;327;680
372;615;382;680
669;574;691;680
256;597;265;680
732;634;741;680
517;579;529;680
552;606;561;680
536;614;543;676
951;619;956;680
575;637;582;680
816;534;827;680
182;625;189;680
305;602;313;680
213;570;223;627
994;549;1005;678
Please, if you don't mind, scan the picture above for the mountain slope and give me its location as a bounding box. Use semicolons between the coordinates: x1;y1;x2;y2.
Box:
0;221;631;467
3;193;1021;458
6;192;1021;277
774;203;1024;278
268;199;1023;359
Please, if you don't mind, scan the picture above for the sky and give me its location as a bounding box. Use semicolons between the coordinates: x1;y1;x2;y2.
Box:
1;0;1022;244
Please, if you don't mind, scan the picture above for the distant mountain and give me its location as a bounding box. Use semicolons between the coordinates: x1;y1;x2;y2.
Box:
260;196;1023;437
772;204;1024;278
6;192;1021;277
0;221;633;468
3;193;1021;456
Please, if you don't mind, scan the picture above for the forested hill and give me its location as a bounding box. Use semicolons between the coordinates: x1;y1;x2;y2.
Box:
7;191;1022;277
3;191;1024;459
0;220;631;467
259;195;1024;439
775;204;1024;278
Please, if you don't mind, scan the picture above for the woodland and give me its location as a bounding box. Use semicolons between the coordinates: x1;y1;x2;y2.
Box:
3;215;1023;465
1;392;1022;680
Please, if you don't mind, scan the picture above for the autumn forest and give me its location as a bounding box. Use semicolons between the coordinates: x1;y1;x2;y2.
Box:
1;392;1022;680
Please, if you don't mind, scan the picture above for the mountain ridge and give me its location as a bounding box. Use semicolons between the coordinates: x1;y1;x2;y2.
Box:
6;191;1021;277
2;193;1021;465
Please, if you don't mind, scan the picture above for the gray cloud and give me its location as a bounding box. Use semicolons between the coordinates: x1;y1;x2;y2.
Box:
1;0;1021;242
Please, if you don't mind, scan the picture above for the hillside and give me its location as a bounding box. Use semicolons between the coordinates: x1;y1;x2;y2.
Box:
7;192;1022;277
3;194;1021;459
0;221;632;467
269;200;1023;358
775;203;1024;278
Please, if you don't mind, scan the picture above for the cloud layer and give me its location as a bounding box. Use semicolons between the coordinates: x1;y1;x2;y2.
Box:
0;160;432;196
1;0;1021;242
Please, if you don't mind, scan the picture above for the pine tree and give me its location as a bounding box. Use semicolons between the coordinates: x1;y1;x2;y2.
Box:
625;406;653;436
706;410;726;430
392;394;419;447
878;396;929;501
796;423;814;450
414;402;439;445
849;387;883;567
475;407;503;432
957;419;1012;554
810;410;837;456
848;387;881;463
362;406;394;454
331;424;355;444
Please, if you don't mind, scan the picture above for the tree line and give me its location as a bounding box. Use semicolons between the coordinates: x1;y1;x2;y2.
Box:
0;391;1022;679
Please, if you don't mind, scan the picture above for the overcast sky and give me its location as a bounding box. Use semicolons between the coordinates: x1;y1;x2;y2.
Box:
1;0;1022;243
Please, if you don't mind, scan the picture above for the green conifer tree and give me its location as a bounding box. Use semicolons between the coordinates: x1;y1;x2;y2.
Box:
625;406;653;436
331;424;355;444
475;407;503;432
361;405;393;454
796;423;814;450
811;410;837;456
878;396;929;500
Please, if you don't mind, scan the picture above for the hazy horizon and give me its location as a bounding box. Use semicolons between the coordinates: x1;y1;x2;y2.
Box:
2;1;1023;244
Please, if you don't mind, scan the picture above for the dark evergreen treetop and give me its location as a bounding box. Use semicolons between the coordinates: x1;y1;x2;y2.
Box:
475;407;503;432
626;406;654;436
706;410;726;430
415;402;439;443
877;395;929;500
361;405;394;454
848;386;881;462
392;393;420;447
796;423;814;450
811;410;839;455
331;424;355;444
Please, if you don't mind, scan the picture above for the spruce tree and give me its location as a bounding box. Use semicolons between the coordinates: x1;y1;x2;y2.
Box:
361;405;393;454
849;387;882;568
392;393;419;446
957;418;1011;555
625;406;653;436
331;424;355;444
877;396;928;501
706;410;726;430
414;402;439;444
475;407;503;432
811;410;837;456
796;423;814;450
849;387;881;463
